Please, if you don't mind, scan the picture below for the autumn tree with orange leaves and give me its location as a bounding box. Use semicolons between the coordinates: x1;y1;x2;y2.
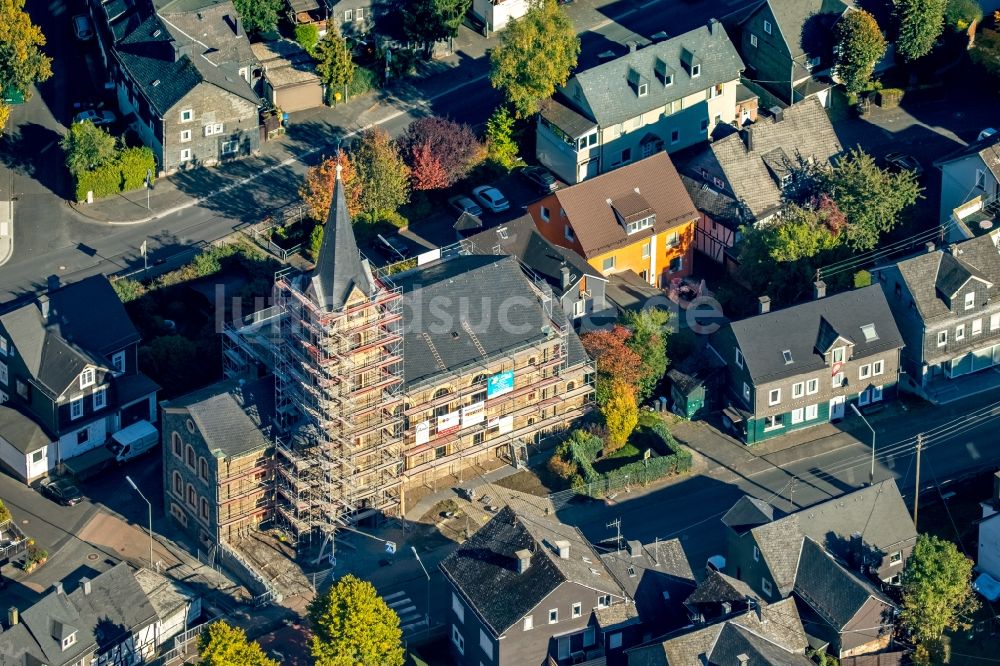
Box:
0;0;53;131
299;151;361;222
580;325;643;406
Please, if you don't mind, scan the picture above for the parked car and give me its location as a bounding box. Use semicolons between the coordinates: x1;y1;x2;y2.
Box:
706;554;726;575
73;14;94;41
884;152;923;176
472;185;511;213
979;128;997;141
38;478;83;506
377;233;411;260
448;195;483;218
73;109;118;126
520;166;558;193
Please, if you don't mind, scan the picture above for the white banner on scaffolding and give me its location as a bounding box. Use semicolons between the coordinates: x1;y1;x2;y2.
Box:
462;401;485;427
498;415;513;434
437;411;460;435
415;421;430;445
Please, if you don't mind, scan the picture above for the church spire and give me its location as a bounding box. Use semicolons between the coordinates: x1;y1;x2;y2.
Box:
309;158;374;311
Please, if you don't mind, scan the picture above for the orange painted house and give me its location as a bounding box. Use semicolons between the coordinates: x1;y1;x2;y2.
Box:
526;151;697;288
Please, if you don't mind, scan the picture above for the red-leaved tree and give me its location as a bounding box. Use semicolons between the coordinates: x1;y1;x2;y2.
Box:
580;325;644;405
410;142;449;191
398;116;484;187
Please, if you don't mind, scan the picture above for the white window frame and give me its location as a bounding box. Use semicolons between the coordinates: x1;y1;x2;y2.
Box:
764;414;783;430
691;64;701;78
832;372;844;388
451;625;464;654
806;378;819;395
479;628;492;659
938;330;948;346
112;351;126;373
735;348;744;368
791;408;804;424
872;384;883;402
761;578;773;596
180;148;192;163
344;8;353;21
452;592;465;623
832;347;845;364
889;550;902;564
602;257;616;272
180;109;193;122
597;595;611;608
204;122;224;137
667;231;680;247
805;403;818;420
70;395;84;420
742;382;751;402
0;362;6;386
750;33;758;47
548;608;558;624
572;602;582;618
966;292;976;310
80;368;95;389
573;299;586;318
873;360;884;376
93;386;107;410
859;364;872;380
973;318;983;335
355;6;364;20
992;313;1000;331
641;241;650;259
956;324;965;341
763;19;772;34
221;140;238;155
0;337;7;356
638;82;648;97
792;382;804;398
180;129;191;143
768;388;781;406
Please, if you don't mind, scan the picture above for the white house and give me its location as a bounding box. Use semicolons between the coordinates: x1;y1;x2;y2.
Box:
471;0;530;32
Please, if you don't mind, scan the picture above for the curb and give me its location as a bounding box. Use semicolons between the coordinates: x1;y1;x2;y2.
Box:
0;199;13;267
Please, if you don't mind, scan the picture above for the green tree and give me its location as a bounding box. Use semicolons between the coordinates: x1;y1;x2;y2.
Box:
821;148;922;250
602;379;638;454
198;621;278;666
295;24;320;54
490;0;580;118
893;0;947;61
0;0;53;132
485;106;520;170
309;574;404;666
944;0;982;31
315;32;355;103
231;0;283;34
0;499;11;523
403;0;471;55
61;121;118;176
900;534;979;646
138;335;199;397
352;127;410;219
580;325;643;406
834;9;887;93
623;308;670;403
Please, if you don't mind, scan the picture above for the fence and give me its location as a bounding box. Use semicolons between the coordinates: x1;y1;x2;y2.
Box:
241;202;309;261
547;474;644;511
146;619;216;666
216;542;281;604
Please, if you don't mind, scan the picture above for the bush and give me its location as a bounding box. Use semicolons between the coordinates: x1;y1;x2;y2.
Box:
946;0;983;30
378;210;409;229
0;500;10;523
75;162;122;201
73;145;156;201
112;277;147;303
295;24;319;54
877;88;904;108
119;146;156;191
347;66;378;98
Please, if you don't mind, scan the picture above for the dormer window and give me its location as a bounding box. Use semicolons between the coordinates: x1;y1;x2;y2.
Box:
80;368;95;389
654;57;674;86
965;292;975;310
638;83;648;97
832;347;845;364
680;47;701;78
625;215;654;235
62;633;76;649
627;67;649;98
691;64;701;77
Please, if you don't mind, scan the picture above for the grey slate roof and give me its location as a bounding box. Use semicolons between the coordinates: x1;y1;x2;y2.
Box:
464;214;604;298
722;495;777;535
686;97;842;220
605;270;664;313
680;174;747;231
722;285;903;384
396;254;581;389
794;537;891;631
440;504;625;637
566;20;744;127
935;128;1000;181
306;169;375;311
2;562;159;665
166;377;274;458
887;233;1000;322
757;0;850;59
685;570;760;606
0;406;53;454
600;539;695;633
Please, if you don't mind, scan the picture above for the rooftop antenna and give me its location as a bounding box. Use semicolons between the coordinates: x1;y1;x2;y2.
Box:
652;537;660;566
607;518;622;553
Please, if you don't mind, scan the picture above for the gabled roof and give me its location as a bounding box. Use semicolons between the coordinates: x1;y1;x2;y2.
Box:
685;570;760;607
601;539;695;633
440;504;625;637
464;214;604;297
553;152;697;258
0;406;53;454
720;285;902;384
748;0;851;59
680;174;747;231
794;538;892;631
686;97;842;220
722;496;777;535
628;597;810;666
884;232;1000;321
307;166;375;311
566;20;743;127
165;377;274;458
935;130;1000;181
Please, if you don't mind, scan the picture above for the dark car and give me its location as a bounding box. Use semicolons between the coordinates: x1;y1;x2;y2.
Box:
884;152;923;176
377;233;411;260
38;478;83;506
520;166;558;192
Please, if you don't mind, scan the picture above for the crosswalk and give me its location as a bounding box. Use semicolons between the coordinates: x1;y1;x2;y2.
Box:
384;590;427;634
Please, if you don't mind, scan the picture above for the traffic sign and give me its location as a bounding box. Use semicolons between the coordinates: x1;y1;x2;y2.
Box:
385;541;397;555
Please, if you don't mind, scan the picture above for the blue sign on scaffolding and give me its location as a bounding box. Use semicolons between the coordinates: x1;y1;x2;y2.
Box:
487;370;514;398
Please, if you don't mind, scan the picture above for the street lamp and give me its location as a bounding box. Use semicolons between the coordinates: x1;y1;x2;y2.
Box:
850;404;876;486
411;546;430;630
126;475;154;568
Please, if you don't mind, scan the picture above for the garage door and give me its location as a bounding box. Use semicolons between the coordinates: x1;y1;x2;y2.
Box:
277;82;323;113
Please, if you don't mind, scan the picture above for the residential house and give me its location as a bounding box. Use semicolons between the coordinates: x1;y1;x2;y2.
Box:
471;0;529;32
0;276;159;483
873;233;1000;403
709;284;903;443
536;20;746;184
96;0;261;174
162;378;274;550
683;570;761;624
681;173;746;266
685;97;843;225
735;0;851;107
935;132;1000;229
600;539;697;640
626;597;811;665
0;562;200;665
250;40;323;113
440;501;637;666
464;213;611;326
527;152;698;289
327;0;383;38
722;481;916;658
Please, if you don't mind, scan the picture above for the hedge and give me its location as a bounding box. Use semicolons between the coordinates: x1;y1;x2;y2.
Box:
562;421;692;496
74;146;156;202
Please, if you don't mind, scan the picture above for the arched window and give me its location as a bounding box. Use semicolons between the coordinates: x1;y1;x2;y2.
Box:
187;483;197;508
199;457;209;482
567;381;576;391
434;387;450;399
172;432;182;457
528;357;537;366
186;445;195;469
472;374;488;386
173;471;182;495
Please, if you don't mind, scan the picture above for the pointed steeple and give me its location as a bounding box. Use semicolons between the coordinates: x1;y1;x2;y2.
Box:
309;162;375;311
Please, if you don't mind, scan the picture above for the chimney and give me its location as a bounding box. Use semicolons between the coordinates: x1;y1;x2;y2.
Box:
708;18;720;35
515;549;532;574
53;582;63;595
626;540;643;558
628;41;637;53
926;241;936;253
555;540;570;559
769;106;785;123
81;578;91;595
721;601;731;615
39;296;50;321
814;280;826;300
948;243;959;256
742;128;754;152
7;608;16;627
560;264;571;289
758;295;770;314
737;654;750;666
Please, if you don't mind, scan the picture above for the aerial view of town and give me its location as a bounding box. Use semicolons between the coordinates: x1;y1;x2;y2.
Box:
1;0;1000;663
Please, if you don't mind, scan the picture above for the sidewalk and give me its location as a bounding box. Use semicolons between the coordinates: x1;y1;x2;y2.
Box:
0;200;11;266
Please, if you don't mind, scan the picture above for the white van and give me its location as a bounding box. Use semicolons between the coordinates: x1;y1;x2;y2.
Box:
107;420;159;463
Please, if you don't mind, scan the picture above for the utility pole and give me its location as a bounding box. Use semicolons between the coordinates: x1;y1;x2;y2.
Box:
789;478;797;510
913;434;923;530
